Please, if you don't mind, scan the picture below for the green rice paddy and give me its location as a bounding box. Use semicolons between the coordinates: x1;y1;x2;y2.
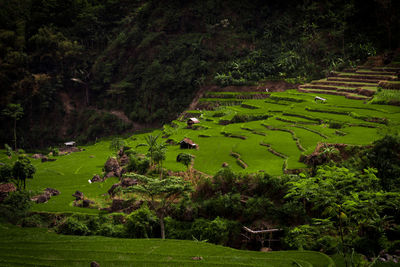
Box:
0;223;334;267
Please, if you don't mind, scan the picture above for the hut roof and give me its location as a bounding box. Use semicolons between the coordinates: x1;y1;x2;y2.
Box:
315;96;326;101
64;141;76;146
188;118;200;123
180;138;196;145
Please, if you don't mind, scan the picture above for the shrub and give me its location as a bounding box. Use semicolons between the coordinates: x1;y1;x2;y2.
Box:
4;144;12;157
0;164;12;183
3;190;32;212
56;217;90;236
127;155;150;174
212;112;225;117
329;121;343;129
243;197;275;222
202;193;243;219
191;217;240;245
125;204;158;238
165;217;192;240
20;214;44;227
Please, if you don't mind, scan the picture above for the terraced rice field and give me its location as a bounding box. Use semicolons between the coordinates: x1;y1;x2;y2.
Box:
2;63;399;215
0;223;334;267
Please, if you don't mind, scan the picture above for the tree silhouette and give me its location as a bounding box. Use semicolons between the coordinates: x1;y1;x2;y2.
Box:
125;174;192;239
2;104;23;151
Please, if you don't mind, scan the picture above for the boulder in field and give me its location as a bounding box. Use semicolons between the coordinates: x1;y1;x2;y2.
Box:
91;174;102;183
35;193;51;203
104;157;120;173
119;154;130;166
44;188;60;196
121;178;137;187
72;190;84;200
0;183;17;203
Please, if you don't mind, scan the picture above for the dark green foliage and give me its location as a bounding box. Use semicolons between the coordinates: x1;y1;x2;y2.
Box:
230;114;269;123
1;0;399;148
109;137;125;152
0;190;32;224
125;204;158;238
20;214;45;228
191;217;240;246
164;217;193;240
0;164;12;183
4;144;12;157
12;156;36;190
56;217;90;236
365;135;400;191
176;153;194;169
2;190;32;213
127;155;150;174
328;121;343;129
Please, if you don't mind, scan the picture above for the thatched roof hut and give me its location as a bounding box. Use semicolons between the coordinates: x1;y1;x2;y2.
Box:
179;138;198;149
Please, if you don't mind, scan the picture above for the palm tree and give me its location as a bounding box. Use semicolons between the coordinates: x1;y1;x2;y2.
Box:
144;134;160;165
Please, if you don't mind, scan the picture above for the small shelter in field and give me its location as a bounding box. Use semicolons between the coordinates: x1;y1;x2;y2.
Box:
64;141;76;147
314;96;326;103
179;138;198;149
187;118;200;127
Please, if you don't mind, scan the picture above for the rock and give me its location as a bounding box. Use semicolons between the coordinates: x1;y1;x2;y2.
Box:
82;199;94;208
114;168;122;178
31;154;44;159
0;183;17;203
260;247;272;252
105;172;115;179
222;162;229;167
89;155;95;158
90;261;100;267
108;183;121;196
191;256;203;260
35;194;50;203
119;154;130;166
72;190;84;200
44;188;60;196
110;199;125;212
41;156;49;162
91;174;102;183
121;178;137;187
104;157;120;173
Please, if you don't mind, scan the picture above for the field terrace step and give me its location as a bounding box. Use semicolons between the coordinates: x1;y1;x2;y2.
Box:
355;70;397;76
298;88;371;100
300;84;358;93
327;77;380;84
311;80;377;88
334;72;398;81
372;67;400;73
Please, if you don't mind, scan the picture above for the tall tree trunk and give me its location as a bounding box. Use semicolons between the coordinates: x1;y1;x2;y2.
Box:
13;118;17;151
160;215;165;239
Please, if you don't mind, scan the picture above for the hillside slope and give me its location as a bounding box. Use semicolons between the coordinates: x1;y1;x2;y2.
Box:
1;0;400;148
0;223;334;267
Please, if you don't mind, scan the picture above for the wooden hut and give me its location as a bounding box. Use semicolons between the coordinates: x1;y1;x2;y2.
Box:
187;118;200;127
179;138;198;149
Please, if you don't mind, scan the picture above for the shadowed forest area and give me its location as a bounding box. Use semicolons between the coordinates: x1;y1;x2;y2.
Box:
1;0;399;148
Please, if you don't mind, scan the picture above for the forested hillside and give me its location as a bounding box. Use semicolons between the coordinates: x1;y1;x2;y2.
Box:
1;0;399;148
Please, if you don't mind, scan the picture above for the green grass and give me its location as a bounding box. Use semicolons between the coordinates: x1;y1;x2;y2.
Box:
372;89;400;103
0;223;334;267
